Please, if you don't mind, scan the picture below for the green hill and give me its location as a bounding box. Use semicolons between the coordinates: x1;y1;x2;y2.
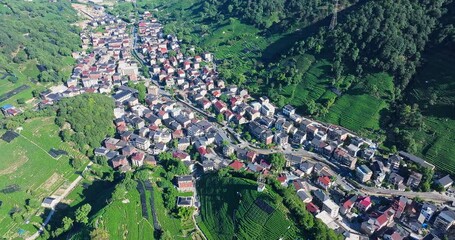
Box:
0;0;80;106
197;173;300;240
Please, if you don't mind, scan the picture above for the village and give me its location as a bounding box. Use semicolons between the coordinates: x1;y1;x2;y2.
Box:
11;7;455;240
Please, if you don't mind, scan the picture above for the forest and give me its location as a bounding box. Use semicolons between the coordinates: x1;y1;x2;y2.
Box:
202;0;359;31
56;94;115;154
0;0;81;82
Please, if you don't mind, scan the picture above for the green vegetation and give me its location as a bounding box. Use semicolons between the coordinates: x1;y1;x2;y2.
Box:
56;94;115;154
0;1;80;83
0;0;79;106
197;173;301;239
91;187;155;240
0;117;88;239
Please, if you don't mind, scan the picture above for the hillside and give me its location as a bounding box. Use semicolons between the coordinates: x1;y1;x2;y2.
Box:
197;173;301;239
0;0;80;106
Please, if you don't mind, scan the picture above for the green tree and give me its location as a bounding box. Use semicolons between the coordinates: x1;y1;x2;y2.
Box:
62;217;73;231
270;153;286;171
90;228;110;240
216;113;224;123
75;204;91;224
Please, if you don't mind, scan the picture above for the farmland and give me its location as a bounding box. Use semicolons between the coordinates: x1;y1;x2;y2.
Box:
197;173;300;240
91;185;155;240
406;44;455;173
0;117;87;239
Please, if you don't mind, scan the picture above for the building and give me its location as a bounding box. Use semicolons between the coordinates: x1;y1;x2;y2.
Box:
176;175;194;192
282;104;296;116
406;171;423;188
317;176;332;190
356;165;373;183
322;199;340;218
437;175;453;189
434;210;455;231
177;196;194;208
361;208;395;235
418;203;437;223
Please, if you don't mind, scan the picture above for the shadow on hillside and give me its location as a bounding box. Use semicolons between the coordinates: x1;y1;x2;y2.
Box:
261;0;370;63
44;179;117;239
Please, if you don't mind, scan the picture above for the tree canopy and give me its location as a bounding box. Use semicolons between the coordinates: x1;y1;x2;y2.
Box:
0;1;81;81
56;94;115;151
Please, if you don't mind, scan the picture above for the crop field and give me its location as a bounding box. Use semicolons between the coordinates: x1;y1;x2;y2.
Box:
197;174;300;240
320;93;387;132
0;117;87;238
407;45;455;173
93;188;155;240
281;58;334;108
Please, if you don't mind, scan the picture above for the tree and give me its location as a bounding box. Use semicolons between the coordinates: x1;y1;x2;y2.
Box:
90;228;110;240
70;157;83;169
75;204;91;224
56;94;115;150
216;113;224;123
270;153;286;171
93;155;108;166
62;217;73;231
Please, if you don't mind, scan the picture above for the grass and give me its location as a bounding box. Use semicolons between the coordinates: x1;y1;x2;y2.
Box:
197;173;300;240
0;117;87;239
406;44;455;173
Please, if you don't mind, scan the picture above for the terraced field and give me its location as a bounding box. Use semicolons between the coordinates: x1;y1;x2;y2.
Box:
197;174;300;240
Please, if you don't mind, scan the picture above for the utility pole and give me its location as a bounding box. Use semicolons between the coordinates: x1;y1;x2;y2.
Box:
329;0;339;30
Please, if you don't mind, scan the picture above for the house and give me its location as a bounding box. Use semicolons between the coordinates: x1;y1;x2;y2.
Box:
41;197;59;209
383;227;408;240
356;196;372;212
406;171;423;189
299;161;314;175
111;155;129;169
322;199;340;218
177;196;194;208
131;152;145;167
418;203;437;223
306;202;320;215
361;208;395;235
297;190;312;203
246;151;257;162
173;151;191;162
282;104;296;116
436;175;453;189
274;132;289;147
317;176;332;190
144;155;157;166
389;172;404;187
434;210;455;231
176;175;194;192
392;196;407;219
178;137;191;151
134;137;150;150
388;155;402;171
356;165;373;183
340;196;357;215
260;101;275;117
229;160;245;171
